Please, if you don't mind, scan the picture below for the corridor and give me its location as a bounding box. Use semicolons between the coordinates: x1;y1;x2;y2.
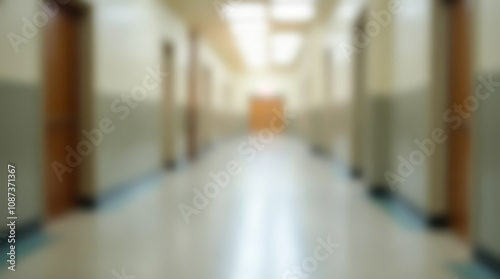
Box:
2;0;500;277
1;137;475;279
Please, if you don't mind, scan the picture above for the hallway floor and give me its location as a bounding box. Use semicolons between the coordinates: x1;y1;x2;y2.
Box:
2;136;480;279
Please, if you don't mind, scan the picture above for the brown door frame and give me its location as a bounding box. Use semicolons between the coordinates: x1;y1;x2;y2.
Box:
447;0;472;239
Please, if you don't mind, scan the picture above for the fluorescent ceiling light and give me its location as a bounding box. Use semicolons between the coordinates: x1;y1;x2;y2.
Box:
271;0;316;22
221;2;267;22
271;32;302;65
235;35;268;68
229;21;269;69
222;2;269;69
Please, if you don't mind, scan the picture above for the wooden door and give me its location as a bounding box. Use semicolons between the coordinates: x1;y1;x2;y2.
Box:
44;5;85;219
251;97;284;133
448;0;472;239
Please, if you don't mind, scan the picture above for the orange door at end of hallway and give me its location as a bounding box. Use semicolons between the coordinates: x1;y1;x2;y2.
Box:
251;97;284;133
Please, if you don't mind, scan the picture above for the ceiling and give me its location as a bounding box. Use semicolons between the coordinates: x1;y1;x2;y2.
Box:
164;0;337;72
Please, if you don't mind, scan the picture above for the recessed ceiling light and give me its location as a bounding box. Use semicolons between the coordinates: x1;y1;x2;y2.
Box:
229;21;269;69
271;0;316;22
220;2;269;68
271;32;303;65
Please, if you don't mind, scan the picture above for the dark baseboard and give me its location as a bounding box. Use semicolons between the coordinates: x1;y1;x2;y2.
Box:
475;246;500;275
394;194;449;230
369;184;392;198
164;160;177;170
164;157;189;171
15;220;42;239
312;145;330;157
79;197;97;208
0;219;42;249
368;185;449;230
79;171;162;209
350;167;363;179
312;145;322;154
427;215;449;229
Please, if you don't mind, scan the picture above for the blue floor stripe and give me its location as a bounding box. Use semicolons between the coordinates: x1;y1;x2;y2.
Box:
98;174;163;211
369;195;426;231
0;231;53;270
449;261;500;279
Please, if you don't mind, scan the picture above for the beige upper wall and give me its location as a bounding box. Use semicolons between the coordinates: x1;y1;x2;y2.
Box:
392;0;431;92
364;0;395;95
0;0;41;83
475;0;500;73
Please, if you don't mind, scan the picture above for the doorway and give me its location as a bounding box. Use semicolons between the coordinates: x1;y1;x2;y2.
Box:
351;11;367;178
44;2;89;219
187;31;199;159
199;66;212;150
447;0;472;239
250;97;284;133
162;43;176;168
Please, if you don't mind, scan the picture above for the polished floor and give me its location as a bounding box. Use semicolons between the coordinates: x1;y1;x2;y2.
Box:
2;136;476;279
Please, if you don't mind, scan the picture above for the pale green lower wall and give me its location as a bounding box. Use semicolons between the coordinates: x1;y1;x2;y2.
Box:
308;109;328;151
364;89;433;214
473;72;500;257
330;104;352;163
0;80;43;231
363;95;393;186
93;92;163;196
388;89;430;212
